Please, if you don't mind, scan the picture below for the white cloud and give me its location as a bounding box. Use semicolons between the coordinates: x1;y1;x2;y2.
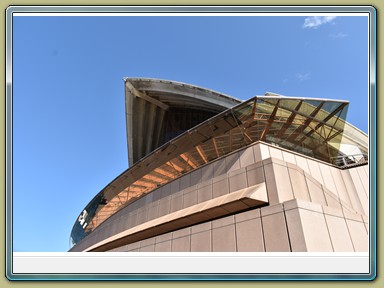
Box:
303;16;337;29
296;73;310;82
329;32;348;39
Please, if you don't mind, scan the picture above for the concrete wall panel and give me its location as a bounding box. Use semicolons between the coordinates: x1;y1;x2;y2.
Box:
191;222;212;252
183;186;198;208
287;165;310;202
198;179;213;202
341;170;365;215
348;169;369;216
259;144;271;160
235;210;264;252
298;208;333;252
155;233;172;252
239;146;255;168
146;201;159;221
269;146;284;161
246;163;265;187
263;163;279;205
261;205;291;252
307;160;324;185
284;207;306;252
140;238;155;252
180;173;191;190
330;168;352;208
172;228;191;252
190;168;202;186
228;167;247;193
324;214;354;252
212;175;229;198
212;216;236;252
170;192;183;213
272;162;294;203
346;219;368;252
157;196;171;217
201;163;214;182
282;150;297;166
294;154;310;174
253;144;262;162
318;163;338;196
170;178;180;194
213;157;227;177
226;152;241;173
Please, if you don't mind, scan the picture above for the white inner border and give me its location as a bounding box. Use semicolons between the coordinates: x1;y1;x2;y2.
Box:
14;252;370;274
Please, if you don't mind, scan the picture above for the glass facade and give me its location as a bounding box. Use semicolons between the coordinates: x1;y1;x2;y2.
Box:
70;95;368;246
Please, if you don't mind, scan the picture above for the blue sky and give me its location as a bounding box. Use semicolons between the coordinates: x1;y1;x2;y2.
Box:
12;14;369;252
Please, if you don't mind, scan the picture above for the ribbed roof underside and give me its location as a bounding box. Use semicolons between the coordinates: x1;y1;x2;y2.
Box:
124;78;241;166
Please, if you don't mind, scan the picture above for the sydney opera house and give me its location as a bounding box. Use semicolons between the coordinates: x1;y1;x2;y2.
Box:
69;78;369;252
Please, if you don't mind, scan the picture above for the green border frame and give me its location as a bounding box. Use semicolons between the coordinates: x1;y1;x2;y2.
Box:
1;1;380;286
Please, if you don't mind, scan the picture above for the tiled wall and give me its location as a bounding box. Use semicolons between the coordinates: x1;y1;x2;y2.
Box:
71;142;369;252
109;199;368;252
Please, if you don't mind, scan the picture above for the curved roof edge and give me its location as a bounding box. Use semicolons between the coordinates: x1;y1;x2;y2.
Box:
124;77;242;166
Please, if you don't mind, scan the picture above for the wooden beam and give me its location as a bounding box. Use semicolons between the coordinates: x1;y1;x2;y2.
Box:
287;101;325;142
260;99;280;141
196;145;208;164
180;153;198;169
212;137;220;158
277;100;303;138
301;102;347;141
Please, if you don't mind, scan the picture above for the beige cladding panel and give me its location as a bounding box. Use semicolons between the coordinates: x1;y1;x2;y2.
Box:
297;208;333;252
172;228;191;252
259;144;271;160
271;161;294;203
183;186;198;208
235;210;265;252
348;168;369;216
170;192;183;213
294;154;310;174
318;163;338;196
287;165;310;202
268;146;284;161
246;163;265;187
191;222;212;252
180;173;191;190
228;168;248;193
330;168;352;208
239;146;256;167
284;207;307;252
155;233;172;252
346;219;369;252
212;175;229;198
341;169;365;215
324;214;354;252
307;160;324;185
253;143;263;162
263;163;279;205
146;201;160;222
261;205;291;252
282;150;297;166
73;140;368;252
198;179;213;202
213;157;227;177
225;152;241;173
212;216;237;252
357;166;369;195
201;163;214;182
